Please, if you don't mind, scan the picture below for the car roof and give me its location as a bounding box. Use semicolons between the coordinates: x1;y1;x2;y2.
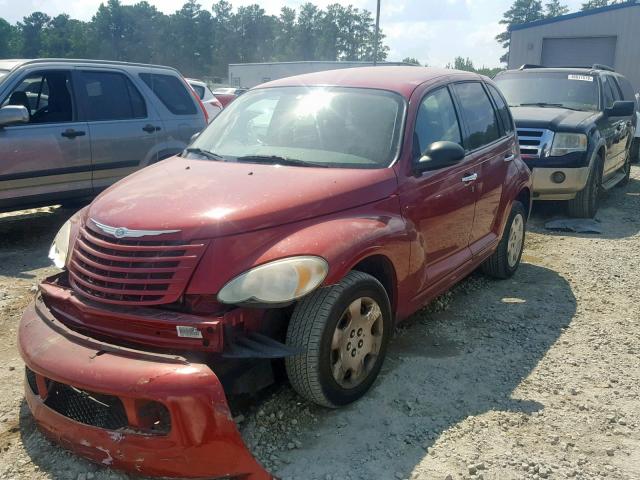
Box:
497;67;613;77
186;78;206;86
258;66;483;99
0;58;179;74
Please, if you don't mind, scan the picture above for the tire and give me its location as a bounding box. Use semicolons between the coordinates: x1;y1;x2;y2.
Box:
481;201;526;279
285;271;392;408
616;152;631;188
631;139;639;164
567;157;603;218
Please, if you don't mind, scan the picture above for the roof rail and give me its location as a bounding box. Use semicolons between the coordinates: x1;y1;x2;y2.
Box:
17;58;178;72
519;64;544;70
591;63;615;72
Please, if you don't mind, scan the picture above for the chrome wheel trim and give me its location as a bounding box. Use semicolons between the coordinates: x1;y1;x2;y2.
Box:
507;213;524;268
330;297;383;389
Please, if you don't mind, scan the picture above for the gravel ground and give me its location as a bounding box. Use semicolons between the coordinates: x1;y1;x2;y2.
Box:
0;166;638;480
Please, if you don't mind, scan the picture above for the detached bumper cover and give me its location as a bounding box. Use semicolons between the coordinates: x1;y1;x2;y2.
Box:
18;295;271;479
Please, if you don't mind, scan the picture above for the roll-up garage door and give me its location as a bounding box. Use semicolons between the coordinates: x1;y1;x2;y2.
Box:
541;36;617;68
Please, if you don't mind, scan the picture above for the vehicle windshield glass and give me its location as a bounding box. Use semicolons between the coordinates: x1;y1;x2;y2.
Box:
191;86;406;168
191;84;205;99
495;72;599;111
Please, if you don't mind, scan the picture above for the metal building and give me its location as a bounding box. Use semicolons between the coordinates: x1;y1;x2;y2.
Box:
508;1;640;89
228;61;408;88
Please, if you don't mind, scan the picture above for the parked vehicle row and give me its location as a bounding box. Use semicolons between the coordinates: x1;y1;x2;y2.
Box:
495;64;637;217
186;78;224;121
18;66;531;479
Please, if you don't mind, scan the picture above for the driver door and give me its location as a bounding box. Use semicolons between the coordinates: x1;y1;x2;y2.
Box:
0;68;91;209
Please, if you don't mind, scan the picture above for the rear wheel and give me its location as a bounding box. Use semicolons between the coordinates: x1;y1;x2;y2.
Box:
481;201;526;279
567;157;602;218
285;271;392;408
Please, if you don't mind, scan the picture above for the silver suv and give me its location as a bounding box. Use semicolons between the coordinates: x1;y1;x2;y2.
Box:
0;59;207;212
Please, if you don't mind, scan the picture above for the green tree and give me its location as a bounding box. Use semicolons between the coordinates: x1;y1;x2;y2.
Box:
0;19;19;57
402;57;421;65
545;0;569;17
496;0;544;63
20;12;51;57
581;0;612;10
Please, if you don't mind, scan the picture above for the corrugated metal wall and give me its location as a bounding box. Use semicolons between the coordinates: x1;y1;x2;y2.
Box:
508;5;640;90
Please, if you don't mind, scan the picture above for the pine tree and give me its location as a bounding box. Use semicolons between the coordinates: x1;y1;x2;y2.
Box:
545;0;570;17
496;0;545;63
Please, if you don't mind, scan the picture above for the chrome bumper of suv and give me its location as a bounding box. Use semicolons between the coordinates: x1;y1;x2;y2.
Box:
531;167;590;200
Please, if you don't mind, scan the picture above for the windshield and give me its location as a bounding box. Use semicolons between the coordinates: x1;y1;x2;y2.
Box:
191;86;406;168
495;72;599;111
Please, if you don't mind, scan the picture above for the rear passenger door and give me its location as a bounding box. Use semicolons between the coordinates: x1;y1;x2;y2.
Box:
75;69;161;192
450;81;513;255
600;74;628;175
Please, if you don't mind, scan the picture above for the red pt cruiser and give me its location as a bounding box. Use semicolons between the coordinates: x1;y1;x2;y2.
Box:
19;67;531;479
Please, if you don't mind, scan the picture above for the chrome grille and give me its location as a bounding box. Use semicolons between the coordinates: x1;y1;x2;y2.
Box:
68;223;207;305
517;128;554;158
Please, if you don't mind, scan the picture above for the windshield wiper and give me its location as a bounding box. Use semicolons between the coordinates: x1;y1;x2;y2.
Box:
516;102;583;111
235;155;329;168
183;147;225;161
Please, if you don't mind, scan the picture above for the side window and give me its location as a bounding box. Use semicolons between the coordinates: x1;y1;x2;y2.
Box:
614;76;635;102
139;73;197;115
413;87;462;159
1;70;74;124
487;84;514;135
452;82;501;151
601;75;620;108
79;71;147;121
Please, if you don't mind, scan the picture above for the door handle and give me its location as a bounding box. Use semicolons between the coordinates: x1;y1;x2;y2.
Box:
61;129;86;139
461;173;478;183
504;153;516;162
142;124;161;133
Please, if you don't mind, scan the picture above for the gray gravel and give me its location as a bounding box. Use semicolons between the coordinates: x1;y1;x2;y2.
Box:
0;167;639;480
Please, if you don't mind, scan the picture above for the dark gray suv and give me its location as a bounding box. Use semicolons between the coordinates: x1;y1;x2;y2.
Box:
0;59;207;212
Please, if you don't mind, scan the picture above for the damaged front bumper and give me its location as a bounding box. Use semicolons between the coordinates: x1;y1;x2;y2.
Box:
18;294;272;479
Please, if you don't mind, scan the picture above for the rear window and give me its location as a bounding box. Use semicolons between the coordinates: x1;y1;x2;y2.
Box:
80;71;147;121
139;73;197;115
452;82;501;151
191;84;205;99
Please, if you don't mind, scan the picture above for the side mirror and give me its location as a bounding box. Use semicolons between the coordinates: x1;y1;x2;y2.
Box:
189;131;201;144
0;105;29;127
416;141;466;172
605;100;634;118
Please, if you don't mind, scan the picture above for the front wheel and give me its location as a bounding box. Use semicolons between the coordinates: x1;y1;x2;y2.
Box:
285;271;392;408
567;158;602;218
481;201;526;279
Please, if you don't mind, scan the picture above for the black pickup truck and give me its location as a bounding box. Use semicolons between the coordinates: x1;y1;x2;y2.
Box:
495;65;637;217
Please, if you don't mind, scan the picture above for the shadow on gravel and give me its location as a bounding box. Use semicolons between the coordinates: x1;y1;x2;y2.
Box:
528;172;640;240
274;263;576;479
0;207;81;279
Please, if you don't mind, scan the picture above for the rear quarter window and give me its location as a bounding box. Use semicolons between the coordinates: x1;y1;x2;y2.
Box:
615;76;636;103
139;73;197;115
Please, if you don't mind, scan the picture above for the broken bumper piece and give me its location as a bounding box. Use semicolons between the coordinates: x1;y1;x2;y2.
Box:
18;295;272;479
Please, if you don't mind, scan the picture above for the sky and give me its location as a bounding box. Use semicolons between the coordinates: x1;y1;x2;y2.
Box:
0;0;586;68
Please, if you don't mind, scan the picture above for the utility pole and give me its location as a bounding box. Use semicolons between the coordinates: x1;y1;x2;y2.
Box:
373;0;381;66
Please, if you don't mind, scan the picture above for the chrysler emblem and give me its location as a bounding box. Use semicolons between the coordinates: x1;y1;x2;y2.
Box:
91;219;181;238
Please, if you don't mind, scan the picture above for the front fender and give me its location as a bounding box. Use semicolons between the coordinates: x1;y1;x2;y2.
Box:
186;197;411;301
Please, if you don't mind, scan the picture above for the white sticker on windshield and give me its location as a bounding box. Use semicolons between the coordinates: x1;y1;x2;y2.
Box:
568;74;594;82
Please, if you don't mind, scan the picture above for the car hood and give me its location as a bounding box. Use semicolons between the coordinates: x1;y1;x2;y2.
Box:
511;106;599;131
86;157;398;240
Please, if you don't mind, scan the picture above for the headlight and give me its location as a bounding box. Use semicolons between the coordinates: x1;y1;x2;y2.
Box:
218;256;329;305
550;133;587;156
48;220;71;268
